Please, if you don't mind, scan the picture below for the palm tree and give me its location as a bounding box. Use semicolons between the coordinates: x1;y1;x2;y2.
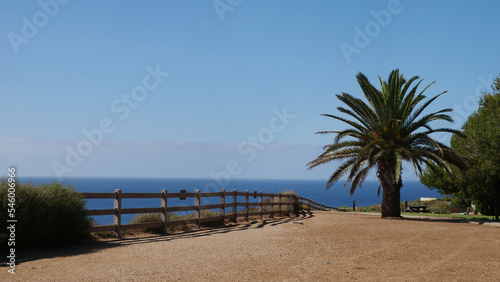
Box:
308;69;466;217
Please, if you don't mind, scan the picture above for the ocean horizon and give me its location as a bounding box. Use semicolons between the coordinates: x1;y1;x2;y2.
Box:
18;177;442;225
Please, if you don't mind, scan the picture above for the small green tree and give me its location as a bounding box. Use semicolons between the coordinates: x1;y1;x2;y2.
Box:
420;75;500;217
420;162;471;209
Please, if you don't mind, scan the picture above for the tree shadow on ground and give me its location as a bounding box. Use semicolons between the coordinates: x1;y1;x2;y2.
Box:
14;212;315;265
399;215;497;226
348;212;499;227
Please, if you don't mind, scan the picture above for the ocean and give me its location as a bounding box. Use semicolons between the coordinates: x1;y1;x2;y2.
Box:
19;177;442;225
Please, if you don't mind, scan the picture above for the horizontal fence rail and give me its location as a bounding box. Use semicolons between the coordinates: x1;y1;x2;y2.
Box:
82;189;334;238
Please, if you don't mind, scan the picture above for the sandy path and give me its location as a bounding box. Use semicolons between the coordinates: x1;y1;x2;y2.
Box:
3;212;500;281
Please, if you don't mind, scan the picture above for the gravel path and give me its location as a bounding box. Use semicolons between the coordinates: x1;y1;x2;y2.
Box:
3;212;500;281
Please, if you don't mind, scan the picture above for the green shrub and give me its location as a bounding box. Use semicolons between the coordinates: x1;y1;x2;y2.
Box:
200;210;224;227
428;201;450;214
200;209;220;219
129;210;228;234
362;204;381;212
447;207;465;214
0;180;91;247
449;197;469;211
130;213;163;233
89;219;117;238
338;206;352;212
260;194;295;213
262;197;274;212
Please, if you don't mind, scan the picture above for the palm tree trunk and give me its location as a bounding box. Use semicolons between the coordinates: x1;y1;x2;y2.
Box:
381;183;401;217
377;161;403;217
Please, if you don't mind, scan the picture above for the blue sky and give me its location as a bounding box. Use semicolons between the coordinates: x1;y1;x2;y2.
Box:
1;0;499;181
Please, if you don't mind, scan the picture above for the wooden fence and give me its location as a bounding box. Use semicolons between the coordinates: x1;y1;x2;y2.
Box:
295;196;334;212
83;189;333;237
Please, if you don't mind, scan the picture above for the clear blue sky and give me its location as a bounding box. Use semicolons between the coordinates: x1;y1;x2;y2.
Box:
1;0;499;181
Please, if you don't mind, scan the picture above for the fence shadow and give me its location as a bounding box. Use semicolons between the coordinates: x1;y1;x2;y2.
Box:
15;212;316;265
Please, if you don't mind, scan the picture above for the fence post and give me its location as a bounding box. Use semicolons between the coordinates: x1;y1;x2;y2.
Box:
113;189;122;238
295;196;298;212
259;191;263;219
195;190;200;228
270;192;274;218
161;189;168;234
278;193;282;217
220;189;225;224
232;189;237;222
245;190;249;221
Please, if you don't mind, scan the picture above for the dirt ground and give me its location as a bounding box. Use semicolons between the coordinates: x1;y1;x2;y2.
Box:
2;212;500;281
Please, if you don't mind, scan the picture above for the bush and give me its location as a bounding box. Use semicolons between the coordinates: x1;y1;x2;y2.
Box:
362;204;381;212
130;213;163;233
0;180;91;247
449;197;469;211
129;210;227;234
447;207;465;214
338;206;353;212
428;201;450;214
